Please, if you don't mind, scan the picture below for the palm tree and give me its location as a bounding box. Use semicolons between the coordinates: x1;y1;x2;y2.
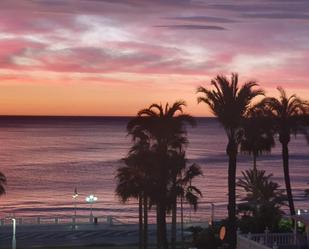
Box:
237;169;284;204
116;159;144;249
237;168;285;232
240;106;275;170
168;150;186;249
197;73;264;249
179;163;202;248
0;172;6;197
127;101;196;249
168;153;203;249
116;135;153;249
258;87;309;215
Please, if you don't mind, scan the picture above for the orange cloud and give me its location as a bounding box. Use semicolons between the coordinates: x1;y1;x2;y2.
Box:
0;0;309;116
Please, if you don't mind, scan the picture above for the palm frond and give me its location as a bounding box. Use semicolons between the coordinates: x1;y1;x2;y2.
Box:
167;100;186;117
197;73;263;138
0;172;6;196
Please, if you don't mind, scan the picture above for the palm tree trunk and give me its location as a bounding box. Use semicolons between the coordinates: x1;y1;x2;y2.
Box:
156;205;161;249
139;196;144;249
180;195;184;249
253;153;257;170
171;195;177;249
162;207;168;249
143;196;148;249
161;202;169;249
157;152;169;249
282;142;296;215
157;202;168;249
227;139;237;249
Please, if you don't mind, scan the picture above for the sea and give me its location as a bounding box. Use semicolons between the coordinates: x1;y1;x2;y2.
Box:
0;116;308;223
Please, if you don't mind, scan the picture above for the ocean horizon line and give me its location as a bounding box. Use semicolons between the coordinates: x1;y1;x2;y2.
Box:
0;115;216;119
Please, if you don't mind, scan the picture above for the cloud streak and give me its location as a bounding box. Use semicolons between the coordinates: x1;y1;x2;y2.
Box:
242;12;309;20
155;24;226;30
166;16;236;23
0;0;309;115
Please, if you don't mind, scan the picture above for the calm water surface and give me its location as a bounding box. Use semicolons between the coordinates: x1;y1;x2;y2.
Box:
0;117;308;223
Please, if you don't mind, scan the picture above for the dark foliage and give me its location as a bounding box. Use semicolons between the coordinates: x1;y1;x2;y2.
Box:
197;73;264;249
237;168;285;233
240;106;275;169
0;171;6;196
125;101;198;249
257;87;309;215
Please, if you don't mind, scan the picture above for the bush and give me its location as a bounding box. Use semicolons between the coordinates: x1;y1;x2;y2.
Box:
237;168;285;233
187;223;223;249
278;218;293;232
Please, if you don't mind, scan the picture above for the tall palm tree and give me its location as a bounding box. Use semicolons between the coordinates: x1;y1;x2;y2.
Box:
259;87;309;215
127;101;196;249
197;73;264;249
168;153;203;249
116;159;144;249
240;106;275;170
168;150;186;249
0;172;6;197
116;135;153;249
179;163;202;248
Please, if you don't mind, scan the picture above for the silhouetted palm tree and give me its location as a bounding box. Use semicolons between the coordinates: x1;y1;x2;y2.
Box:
240;106;275;170
169;155;202;249
116;136;153;249
197;73;264;249
127;101;196;249
259;87;309;215
179;163;202;248
237;168;285;232
168;151;186;249
237;169;284;204
116;160;144;249
0;172;6;197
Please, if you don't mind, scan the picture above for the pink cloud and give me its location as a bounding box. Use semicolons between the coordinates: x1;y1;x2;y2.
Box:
0;0;308;98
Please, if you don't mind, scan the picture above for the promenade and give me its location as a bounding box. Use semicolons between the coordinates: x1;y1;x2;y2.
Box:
0;223;157;248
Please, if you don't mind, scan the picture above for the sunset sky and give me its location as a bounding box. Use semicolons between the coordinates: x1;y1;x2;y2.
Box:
0;0;309;116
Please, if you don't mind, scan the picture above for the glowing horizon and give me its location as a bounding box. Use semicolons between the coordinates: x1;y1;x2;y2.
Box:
1;0;309;116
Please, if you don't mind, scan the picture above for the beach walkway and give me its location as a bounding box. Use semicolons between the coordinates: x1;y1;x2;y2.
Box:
0;223;157;249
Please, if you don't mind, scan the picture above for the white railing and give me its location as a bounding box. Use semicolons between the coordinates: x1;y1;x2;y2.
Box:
238;228;305;249
237;234;271;249
250;232;296;247
0;215;211;227
0;215;123;226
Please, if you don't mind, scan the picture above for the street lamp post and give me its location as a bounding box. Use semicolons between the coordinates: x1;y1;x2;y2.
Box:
210;203;215;226
72;187;78;227
86;194;98;223
72;188;78;221
12;218;16;249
